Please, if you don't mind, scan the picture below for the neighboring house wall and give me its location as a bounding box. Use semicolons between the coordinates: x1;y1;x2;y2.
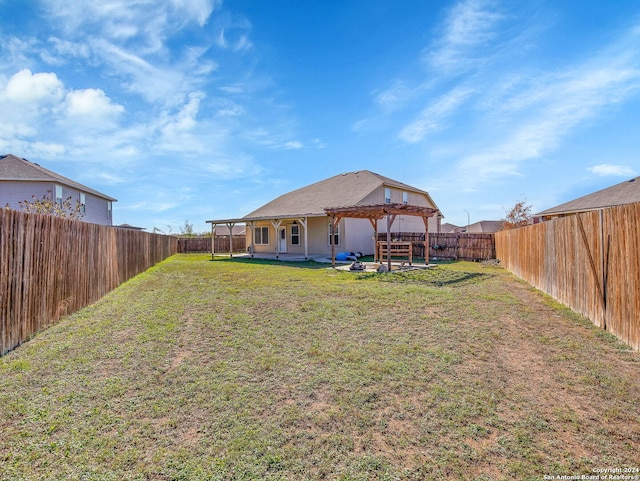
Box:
1;181;55;207
0;180;113;226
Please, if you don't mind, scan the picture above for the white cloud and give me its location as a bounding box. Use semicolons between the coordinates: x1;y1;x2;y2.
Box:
312;138;327;149
399;86;474;143
588;164;638;177
373;80;419;112
44;0;218;46
161;93;203;134
426;0;504;74
3;69;64;104
452;17;640;185
65;88;124;118
82;171;127;185
215;16;253;52
284;140;303;150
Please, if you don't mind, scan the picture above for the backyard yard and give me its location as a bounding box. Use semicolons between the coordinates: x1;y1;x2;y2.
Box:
0;254;638;480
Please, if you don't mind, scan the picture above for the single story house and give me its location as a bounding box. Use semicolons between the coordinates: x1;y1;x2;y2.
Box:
206;170;443;259
0;154;116;226
536;176;640;221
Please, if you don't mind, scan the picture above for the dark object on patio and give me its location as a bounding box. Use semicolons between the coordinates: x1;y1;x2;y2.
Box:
349;261;365;271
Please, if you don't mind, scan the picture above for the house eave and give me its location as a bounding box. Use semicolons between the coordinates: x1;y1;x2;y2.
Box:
206;213;327;225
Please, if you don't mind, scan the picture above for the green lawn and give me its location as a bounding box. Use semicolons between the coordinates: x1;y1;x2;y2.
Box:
1;254;639;481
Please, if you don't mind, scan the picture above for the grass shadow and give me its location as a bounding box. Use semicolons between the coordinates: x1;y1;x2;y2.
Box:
354;268;494;287
209;256;330;270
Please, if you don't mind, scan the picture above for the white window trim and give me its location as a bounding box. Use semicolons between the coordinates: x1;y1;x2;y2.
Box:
55;185;63;207
291;224;300;245
384;187;391;204
328;222;340;246
255;226;270;245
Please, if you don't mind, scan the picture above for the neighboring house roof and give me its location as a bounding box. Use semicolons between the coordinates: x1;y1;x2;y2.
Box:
116;224;145;231
243;170;441;219
440;223;460;233
214;225;246;236
0;154;117;201
467;220;504;233
440;220;502;233
537;176;640;217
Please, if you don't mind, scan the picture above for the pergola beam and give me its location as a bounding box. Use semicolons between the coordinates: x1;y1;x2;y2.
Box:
324;203;438;268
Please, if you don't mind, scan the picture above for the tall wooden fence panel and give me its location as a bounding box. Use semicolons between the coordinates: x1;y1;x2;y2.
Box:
0;209;177;355
177;236;246;253
375;232;496;260
429;233;496;260
495;203;640;351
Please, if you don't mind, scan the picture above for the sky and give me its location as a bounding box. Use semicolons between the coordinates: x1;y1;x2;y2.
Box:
1;0;640;232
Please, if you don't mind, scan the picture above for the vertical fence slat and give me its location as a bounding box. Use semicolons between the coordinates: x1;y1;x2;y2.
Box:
0;209;177;355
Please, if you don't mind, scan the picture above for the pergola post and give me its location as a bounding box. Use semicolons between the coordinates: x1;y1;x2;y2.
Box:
300;217;308;260
248;221;255;257
271;219;282;258
330;215;340;267
226;222;235;258
211;223;216;260
368;218;378;262
422;216;430;262
386;214;392;271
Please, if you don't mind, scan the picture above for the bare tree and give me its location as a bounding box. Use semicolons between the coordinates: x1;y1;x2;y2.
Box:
502;200;533;230
180;219;195;237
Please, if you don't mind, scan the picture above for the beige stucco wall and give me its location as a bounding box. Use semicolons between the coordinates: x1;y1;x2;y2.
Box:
245;217;379;256
359;185;433;207
361;185;440;233
246;217;347;256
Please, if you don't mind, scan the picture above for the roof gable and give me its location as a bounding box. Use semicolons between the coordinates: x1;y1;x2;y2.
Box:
0;154;116;201
537;176;640;216
244;170;438;219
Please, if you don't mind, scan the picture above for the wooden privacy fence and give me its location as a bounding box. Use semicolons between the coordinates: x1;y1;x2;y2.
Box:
1;209;177;355
495;203;640;351
376;232;496;260
177;236;246;253
429;233;496;260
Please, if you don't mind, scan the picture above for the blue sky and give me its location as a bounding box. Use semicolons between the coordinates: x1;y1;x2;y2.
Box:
1;0;639;232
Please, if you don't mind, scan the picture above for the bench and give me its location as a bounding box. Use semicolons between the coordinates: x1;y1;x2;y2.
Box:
377;241;413;266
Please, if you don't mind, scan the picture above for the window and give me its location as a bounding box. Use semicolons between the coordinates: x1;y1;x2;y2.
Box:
328;222;340;246
384;187;391;204
291;224;300;245
55;185;63;208
80;193;86;214
403;191;408;205
254;226;269;245
107;201;112;219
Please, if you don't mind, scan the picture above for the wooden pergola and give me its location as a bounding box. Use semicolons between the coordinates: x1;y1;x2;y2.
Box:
324;203;439;270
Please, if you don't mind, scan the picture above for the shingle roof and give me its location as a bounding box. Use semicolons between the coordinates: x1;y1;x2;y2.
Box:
0;154;116;201
537;176;640;216
468;220;504;233
243;170;439;219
